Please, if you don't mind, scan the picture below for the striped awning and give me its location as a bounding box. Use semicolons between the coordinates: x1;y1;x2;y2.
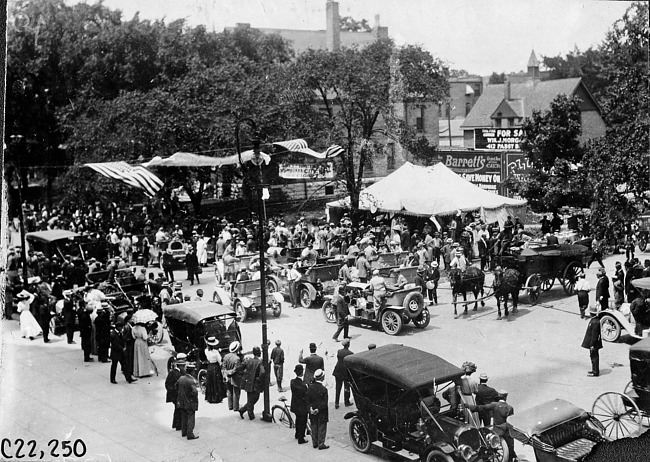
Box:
85;162;164;197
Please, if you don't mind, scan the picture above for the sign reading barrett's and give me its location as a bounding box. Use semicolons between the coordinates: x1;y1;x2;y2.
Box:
474;128;524;151
441;152;502;193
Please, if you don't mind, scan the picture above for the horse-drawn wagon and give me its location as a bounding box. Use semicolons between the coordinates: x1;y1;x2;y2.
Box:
495;244;590;304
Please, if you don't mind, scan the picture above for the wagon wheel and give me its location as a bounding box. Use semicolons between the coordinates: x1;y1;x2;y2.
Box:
561;261;584;295
540;277;554;291
592;392;642;440
623;381;650;426
525;274;542;305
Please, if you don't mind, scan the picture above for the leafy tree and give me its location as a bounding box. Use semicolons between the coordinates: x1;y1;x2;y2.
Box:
584;2;649;236
541;47;608;101
488;72;506;84
513;95;591;211
288;39;449;224
339;16;371;32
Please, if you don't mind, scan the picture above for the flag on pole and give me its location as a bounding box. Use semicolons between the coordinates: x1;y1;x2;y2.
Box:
85;161;163;197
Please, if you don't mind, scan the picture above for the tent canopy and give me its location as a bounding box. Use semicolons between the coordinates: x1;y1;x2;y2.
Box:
327;162;527;225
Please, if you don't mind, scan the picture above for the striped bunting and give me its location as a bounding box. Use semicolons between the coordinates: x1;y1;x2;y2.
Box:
85;161;163;197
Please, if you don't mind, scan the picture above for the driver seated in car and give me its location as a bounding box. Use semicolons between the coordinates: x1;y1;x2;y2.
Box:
368;269;388;316
421;391;441;415
236;268;250;282
387;267;408;290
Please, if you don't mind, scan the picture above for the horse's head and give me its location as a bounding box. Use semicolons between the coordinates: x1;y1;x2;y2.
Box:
493;266;504;286
448;268;462;287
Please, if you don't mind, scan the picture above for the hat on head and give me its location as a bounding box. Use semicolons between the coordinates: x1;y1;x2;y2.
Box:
479;373;489;380
16;290;31;300
342;338;350;347
166;248;173;254
372;269;380;276
462;361;477;373
229;341;241;353
196;289;203;295
252;346;261;356
63;289;73;297
368;343;376;350
294;364;304;375
452;242;459;247
314;369;325;381
175;282;183;288
456;250;463;256
446;238;453;243
417;265;425;274
275;339;281;346
175;353;188;366
431;261;439;267
309;342;317;350
206;336;219;347
598;267;606;275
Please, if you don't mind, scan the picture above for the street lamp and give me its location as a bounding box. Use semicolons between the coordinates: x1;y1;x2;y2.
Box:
235;118;272;423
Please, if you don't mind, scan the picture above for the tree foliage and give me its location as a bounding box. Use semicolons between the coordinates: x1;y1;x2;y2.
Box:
513;95;590;211
288;40;449;223
488;72;506;84
339;16;372;32
541;47;608;99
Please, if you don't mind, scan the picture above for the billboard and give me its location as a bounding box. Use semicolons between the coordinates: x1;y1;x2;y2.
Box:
474;128;524;151
439;151;502;193
503;152;535;198
278;162;334;180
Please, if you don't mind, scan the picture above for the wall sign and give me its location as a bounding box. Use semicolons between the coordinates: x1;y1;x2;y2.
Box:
474;128;524;151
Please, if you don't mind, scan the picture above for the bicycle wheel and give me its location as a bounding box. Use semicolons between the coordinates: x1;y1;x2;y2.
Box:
272;405;293;429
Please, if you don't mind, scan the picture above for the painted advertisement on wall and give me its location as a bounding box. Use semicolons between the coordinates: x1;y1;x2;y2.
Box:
503;152;535;198
439;151;502;193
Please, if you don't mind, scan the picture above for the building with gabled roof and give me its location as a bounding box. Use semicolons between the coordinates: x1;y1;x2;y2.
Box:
461;77;606;149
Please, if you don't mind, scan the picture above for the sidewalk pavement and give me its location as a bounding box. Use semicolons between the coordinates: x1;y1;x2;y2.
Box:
0;315;373;462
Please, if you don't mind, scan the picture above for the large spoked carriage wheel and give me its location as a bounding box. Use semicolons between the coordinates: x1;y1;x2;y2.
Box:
540;277;554;292
412;309;430;329
349;417;373;453
234;300;248;323
322;301;337;323
380;310;402;335
600;315;622;342
561;261;584;295
592;392;642;440
525;274;542;305
271;405;293;428
403;292;424;319
299;286;313;309
624;381;650;426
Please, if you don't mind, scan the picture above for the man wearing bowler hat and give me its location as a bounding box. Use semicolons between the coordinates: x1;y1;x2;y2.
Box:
165;353;184;431
290;364;309;444
475;373;501;426
333;338;353;409
175;359;199;439
299;342;324;385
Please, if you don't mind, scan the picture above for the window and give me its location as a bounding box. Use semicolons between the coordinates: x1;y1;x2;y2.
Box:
416;117;424;131
495;119;502;128
465;102;471;116
325;185;334;195
438;104;442;117
474;84;482;97
387;143;395;170
508;118;514;127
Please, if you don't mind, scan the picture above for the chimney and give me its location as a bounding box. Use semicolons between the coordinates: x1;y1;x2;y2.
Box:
504;81;511;100
326;1;340;51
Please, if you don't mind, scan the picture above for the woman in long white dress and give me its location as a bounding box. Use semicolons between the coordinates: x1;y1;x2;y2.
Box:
196;236;208;266
132;323;156;377
16;290;42;340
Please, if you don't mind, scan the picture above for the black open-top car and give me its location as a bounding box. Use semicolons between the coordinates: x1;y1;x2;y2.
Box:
343;344;507;462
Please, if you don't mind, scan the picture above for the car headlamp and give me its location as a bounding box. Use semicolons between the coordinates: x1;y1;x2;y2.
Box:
458;444;475;461
487;433;501;449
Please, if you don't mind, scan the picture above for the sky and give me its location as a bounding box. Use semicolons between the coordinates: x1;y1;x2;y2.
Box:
73;0;633;76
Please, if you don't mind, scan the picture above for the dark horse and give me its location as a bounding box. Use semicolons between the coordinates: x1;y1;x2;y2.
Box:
492;267;522;319
448;267;485;315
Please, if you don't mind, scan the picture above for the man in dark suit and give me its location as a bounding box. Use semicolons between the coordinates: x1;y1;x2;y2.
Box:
468;394;517;461
583;305;603;377
175;361;199;440
109;321;136;384
333;338;353;409
595;267;610;310
290;364;309;445
306;369;329;450
475;373;501;426
332;283;350;341
79;303;94;362
95;304;111;363
61;290;77;344
165;353;184;431
299;343;324;385
122;310;136;378
238;346;265;420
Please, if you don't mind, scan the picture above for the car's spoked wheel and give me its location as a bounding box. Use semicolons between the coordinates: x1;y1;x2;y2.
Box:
322;301;336;323
592;392;642;439
197;369;207;395
600;315;621;342
299;287;312;308
413;309;430;328
234;300;247;322
381;310;402;335
349;417;372;453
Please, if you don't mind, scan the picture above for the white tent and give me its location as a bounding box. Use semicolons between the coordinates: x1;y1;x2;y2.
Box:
326;162;527;225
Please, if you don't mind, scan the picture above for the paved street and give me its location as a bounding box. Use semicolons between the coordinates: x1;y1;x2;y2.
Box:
1;254;646;462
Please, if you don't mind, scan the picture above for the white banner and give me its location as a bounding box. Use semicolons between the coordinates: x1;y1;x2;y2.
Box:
279;162;334;179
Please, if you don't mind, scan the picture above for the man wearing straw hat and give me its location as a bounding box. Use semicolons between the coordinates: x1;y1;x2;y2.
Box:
306;369;329;450
582;304;603;377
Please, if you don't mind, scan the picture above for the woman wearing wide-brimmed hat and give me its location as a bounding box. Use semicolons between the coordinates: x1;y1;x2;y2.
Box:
16;290;42;340
204;336;226;404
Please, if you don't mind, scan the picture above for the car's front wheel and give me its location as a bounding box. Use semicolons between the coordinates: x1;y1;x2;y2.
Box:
349;417;373;453
425;449;453;462
380;310;402;335
234;300;248;322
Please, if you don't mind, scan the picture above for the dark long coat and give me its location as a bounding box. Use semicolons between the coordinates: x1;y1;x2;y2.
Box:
176;373;199;411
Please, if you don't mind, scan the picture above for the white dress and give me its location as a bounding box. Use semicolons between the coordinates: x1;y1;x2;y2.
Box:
17;294;42;339
197;237;208;265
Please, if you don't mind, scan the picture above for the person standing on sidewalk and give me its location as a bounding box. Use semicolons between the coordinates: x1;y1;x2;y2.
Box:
299;343;324;385
176;362;199;440
222;341;243;413
287;263;302;307
595;267;610;311
332;283;350;341
60;290;76;344
95;304;111;363
306;369;329;450
238;346;265;420
122;310;136;378
79;302;94;362
290;364;309;445
575;273;591;319
109;321;136;384
270;340;285;392
333;338;353;409
166;354;184;431
582;305;603;377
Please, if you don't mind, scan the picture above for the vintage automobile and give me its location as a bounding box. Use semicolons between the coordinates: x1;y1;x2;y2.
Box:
294;262;342;309
599;277;650;342
370;252;410;269
343;344;508;461
25;230;87;261
163;301;242;393
167;237;188;268
212;279;283;323
322;281;428;335
508;399;609;462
